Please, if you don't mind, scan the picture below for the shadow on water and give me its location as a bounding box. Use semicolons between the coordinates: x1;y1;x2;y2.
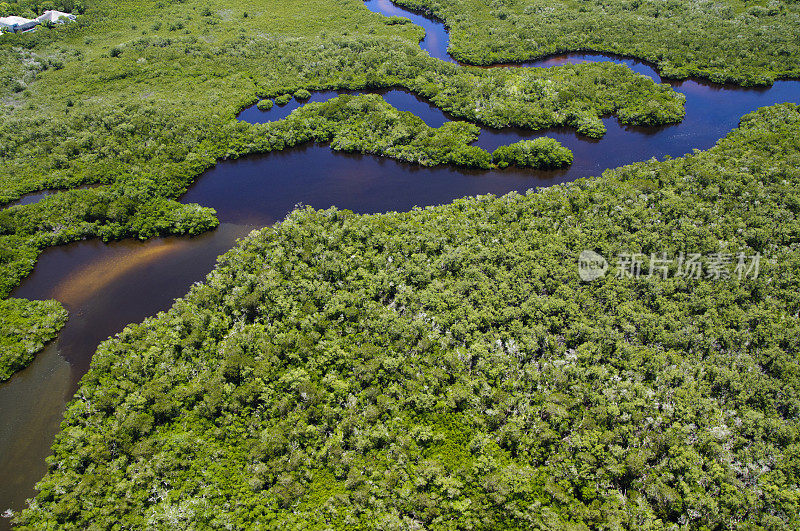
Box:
0;0;798;526
238;80;800;182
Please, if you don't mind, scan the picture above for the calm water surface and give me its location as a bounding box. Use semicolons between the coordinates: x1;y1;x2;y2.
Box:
2;185;105;209
1;0;798;526
1;224;253;526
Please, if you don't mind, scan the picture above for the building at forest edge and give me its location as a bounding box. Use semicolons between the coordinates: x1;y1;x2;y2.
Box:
0;10;75;33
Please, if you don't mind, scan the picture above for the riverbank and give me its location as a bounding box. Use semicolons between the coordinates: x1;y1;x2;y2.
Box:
17;102;800;528
1;0;798;525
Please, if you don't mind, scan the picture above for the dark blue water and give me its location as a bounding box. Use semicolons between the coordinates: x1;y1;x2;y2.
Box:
181;145;552;227
3;191;56;208
216;70;797;228
363;0;456;64
364;0;800;158
3;0;799;525
3;185;106;209
238;89;450;128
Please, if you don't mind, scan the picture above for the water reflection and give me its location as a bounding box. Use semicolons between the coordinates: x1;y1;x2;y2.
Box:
0;344;70;528
239;88;451;129
1;224;252;523
0;0;798;525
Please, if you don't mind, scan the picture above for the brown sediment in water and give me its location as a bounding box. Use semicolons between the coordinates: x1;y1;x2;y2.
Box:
51;239;190;307
1;224;252;528
0;1;798;524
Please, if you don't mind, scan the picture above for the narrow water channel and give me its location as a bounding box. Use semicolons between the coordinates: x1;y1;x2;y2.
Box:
1;224;254;525
0;0;798;525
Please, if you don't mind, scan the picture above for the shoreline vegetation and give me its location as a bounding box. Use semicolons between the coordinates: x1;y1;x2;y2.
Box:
0;0;797;522
391;0;800;86
0;0;689;379
0;297;67;381
0;0;800;530
16;103;800;528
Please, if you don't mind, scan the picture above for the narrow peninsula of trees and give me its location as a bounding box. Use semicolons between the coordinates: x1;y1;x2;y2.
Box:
0;0;685;377
392;0;800;85
16;103;800;529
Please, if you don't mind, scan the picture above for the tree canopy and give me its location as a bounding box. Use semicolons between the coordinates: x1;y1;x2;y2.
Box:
392;0;800;85
16;103;800;529
0;0;685;379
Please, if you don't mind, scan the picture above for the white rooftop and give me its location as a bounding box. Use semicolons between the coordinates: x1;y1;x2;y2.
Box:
0;16;35;26
36;11;76;23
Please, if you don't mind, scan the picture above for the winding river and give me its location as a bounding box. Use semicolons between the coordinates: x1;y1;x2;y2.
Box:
1;0;798;525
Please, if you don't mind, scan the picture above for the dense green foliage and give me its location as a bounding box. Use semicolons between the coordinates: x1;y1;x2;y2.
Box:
0;0;685;378
493;138;573;169
244;95;573;169
0;0;84;18
17;104;800;529
1;0;798;525
265;94;492;168
0;47;49;99
0;297;67;381
275;93;293;106
394;0;800;85
294;89;311;100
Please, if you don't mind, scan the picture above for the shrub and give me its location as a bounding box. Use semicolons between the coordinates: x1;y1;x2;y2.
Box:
294;89;311;100
275;94;292;105
257;99;274;111
492;138;573;169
